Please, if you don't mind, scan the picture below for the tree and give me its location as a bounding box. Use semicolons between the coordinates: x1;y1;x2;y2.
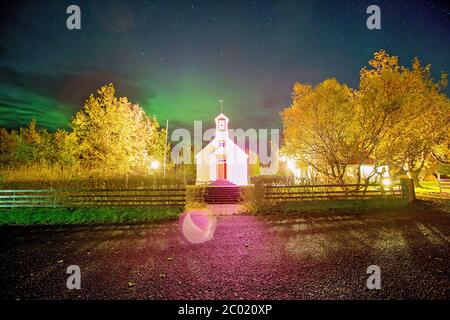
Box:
430;131;450;180
52;130;80;166
13;119;53;165
146;115;168;169
0;128;18;164
249;154;261;178
282;79;361;184
360;51;450;186
431;117;450;165
282;50;450;186
71;83;166;174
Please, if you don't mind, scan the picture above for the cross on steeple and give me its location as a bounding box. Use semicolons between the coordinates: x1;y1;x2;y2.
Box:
218;99;223;113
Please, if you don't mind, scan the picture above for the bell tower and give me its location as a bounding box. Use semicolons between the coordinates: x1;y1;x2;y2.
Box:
214;113;229;140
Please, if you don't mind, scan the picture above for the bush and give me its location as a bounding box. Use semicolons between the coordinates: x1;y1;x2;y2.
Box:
250;175;294;186
186;185;207;208
0;165;185;190
240;185;275;214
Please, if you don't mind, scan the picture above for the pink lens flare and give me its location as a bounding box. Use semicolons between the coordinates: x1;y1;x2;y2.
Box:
181;210;217;244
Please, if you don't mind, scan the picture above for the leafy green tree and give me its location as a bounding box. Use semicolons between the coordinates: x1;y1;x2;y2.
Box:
13;119;53;165
52;130;80;166
0;128;18;164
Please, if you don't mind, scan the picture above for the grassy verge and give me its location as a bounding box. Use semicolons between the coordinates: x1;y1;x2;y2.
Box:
415;181;441;193
267;198;409;214
0;207;183;225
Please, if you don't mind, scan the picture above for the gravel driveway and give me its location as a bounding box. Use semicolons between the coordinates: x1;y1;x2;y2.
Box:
1;201;449;299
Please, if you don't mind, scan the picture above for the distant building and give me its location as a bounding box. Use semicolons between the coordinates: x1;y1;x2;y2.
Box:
195;113;249;185
281;156;390;184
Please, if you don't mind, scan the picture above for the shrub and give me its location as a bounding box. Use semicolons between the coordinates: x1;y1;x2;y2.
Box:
0;165;185;190
250;175;294;186
186;185;207;209
240;185;275;214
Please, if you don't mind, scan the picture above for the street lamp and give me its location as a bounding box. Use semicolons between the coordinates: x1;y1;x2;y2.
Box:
150;160;160;170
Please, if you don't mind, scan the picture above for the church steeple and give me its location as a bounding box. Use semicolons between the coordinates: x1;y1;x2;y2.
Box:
219;99;224;113
214;113;229;139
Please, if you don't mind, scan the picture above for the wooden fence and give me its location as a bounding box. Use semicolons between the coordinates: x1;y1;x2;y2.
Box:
0;188;186;208
439;179;450;193
264;183;404;202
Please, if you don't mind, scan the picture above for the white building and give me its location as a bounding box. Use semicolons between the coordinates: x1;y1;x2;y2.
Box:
281;157;390;184
195;113;249;186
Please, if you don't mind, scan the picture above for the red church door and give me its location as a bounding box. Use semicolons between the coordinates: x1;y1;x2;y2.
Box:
217;158;227;180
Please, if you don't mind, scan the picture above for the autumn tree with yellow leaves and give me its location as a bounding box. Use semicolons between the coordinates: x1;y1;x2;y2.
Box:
360;51;449;186
282;50;450;186
0;84;169;188
281;79;360;184
71;83;167;174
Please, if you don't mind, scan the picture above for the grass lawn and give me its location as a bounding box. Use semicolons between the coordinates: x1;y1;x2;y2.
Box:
271;198;409;214
0;207;183;225
415;181;442;193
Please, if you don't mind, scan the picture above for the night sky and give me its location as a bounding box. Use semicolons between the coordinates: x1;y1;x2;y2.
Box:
0;0;449;131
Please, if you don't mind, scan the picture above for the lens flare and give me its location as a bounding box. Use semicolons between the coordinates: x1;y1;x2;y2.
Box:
181;210;217;244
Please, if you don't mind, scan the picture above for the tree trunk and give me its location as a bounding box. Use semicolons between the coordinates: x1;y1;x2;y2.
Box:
411;171;422;188
435;170;441;181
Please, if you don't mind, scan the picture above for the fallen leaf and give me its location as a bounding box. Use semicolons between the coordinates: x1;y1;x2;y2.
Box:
167;257;173;261
159;273;166;278
57;260;64;264
128;281;135;288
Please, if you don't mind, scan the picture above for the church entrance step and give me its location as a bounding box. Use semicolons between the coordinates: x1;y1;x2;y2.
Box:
203;183;242;204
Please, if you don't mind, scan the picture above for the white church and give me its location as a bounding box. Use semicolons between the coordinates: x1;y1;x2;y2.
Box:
195;113;249;186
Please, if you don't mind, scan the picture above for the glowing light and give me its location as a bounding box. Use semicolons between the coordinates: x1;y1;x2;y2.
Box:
150;160;160;170
382;178;392;186
284;158;302;180
181;210;217;244
287;159;296;171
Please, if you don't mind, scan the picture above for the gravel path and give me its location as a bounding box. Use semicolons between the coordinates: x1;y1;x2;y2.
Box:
1;201;449;300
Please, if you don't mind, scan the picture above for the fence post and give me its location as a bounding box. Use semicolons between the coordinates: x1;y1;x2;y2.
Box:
379;179;385;196
400;178;415;203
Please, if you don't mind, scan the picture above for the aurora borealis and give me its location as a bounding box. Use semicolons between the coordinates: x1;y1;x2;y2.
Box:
0;0;449;131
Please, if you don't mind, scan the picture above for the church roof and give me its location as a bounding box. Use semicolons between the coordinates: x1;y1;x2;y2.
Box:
195;111;248;159
195;136;249;159
214;113;229;121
